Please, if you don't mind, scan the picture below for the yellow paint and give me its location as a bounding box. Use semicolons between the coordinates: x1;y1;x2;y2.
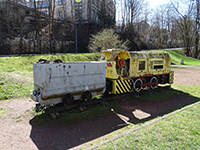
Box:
105;61;118;79
169;71;174;84
99;49;172;80
99;49;173;94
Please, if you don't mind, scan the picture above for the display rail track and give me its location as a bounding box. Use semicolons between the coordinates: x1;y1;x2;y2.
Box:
43;85;171;115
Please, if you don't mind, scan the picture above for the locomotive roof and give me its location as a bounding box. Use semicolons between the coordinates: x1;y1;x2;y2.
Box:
101;49;170;59
129;51;170;59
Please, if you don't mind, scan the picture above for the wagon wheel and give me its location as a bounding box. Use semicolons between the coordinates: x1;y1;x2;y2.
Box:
150;77;158;89
82;91;92;101
62;94;74;106
134;79;143;92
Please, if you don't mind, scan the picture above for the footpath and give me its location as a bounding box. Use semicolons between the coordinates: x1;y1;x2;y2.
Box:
172;65;200;69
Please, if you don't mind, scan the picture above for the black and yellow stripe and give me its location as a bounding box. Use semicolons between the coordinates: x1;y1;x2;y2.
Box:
115;79;132;94
169;71;174;84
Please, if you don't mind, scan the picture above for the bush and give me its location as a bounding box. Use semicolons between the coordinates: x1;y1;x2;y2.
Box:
88;28;130;52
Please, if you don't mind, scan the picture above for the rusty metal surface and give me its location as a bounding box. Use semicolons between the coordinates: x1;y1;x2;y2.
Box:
31;61;106;104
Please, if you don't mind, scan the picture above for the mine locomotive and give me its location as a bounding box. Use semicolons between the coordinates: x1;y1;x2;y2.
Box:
99;49;174;94
31;49;174;105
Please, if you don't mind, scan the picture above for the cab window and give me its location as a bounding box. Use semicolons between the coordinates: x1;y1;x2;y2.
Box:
139;61;145;70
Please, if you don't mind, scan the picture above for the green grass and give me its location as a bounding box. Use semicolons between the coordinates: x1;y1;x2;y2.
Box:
150;49;200;66
96;102;200;150
0;108;10;118
173;84;200;98
0;73;33;100
0;53;98;72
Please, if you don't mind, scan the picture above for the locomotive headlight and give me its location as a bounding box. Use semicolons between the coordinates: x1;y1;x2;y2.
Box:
33;88;40;96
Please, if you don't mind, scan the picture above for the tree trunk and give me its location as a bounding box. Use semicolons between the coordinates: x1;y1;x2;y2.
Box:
20;15;24;55
195;0;200;58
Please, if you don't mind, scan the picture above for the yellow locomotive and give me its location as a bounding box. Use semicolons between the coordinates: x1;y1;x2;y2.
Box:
99;49;174;94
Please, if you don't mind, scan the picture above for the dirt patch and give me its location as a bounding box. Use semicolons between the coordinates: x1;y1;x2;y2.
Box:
0;99;37;150
0;68;200;150
173;68;200;85
6;72;33;84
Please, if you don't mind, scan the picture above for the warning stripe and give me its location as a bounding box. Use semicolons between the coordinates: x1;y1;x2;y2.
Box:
118;80;126;92
116;82;123;94
169;71;174;84
116;79;132;94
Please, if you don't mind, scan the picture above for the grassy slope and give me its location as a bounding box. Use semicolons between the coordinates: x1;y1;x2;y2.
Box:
150;49;200;66
0;53;98;72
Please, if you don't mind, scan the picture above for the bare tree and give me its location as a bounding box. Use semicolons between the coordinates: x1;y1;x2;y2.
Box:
171;0;200;57
194;0;200;58
179;16;194;56
128;0;144;23
142;1;151;23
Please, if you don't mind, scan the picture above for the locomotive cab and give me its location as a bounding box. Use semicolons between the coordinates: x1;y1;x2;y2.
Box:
98;49;131;79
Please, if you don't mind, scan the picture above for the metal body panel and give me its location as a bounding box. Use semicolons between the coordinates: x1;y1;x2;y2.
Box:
99;49;172;80
128;52;171;77
31;61;106;104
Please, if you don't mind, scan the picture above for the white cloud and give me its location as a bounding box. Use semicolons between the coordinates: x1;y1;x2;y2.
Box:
149;0;170;8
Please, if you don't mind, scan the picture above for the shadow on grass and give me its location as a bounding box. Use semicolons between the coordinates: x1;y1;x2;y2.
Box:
29;87;199;150
117;89;199;125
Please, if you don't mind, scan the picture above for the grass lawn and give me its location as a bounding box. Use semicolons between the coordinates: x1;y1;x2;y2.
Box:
150;49;200;66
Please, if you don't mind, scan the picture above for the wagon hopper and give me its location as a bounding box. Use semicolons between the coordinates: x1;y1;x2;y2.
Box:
31;61;106;105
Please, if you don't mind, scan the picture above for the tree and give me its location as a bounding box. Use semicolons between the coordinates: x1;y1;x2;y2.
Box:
88;28;129;52
193;0;200;58
120;0;145;27
178;16;194;56
171;0;197;57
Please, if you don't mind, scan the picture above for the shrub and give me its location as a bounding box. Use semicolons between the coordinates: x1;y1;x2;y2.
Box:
88;28;130;52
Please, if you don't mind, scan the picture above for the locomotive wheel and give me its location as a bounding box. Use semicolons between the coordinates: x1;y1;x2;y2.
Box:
129;78;135;92
82;91;92;101
62;94;74;106
134;79;143;92
150;77;158;89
